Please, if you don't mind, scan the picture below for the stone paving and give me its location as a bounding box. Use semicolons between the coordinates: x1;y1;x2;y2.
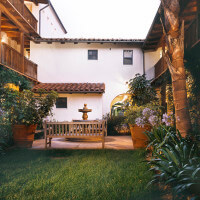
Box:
32;136;134;150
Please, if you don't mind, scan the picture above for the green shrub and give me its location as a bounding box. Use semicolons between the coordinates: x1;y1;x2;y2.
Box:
103;114;129;136
0;123;13;153
124;102;162;126
0;88;58;126
128;74;157;106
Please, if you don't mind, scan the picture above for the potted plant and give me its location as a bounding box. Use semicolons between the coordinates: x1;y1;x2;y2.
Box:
125;104;161;148
125;74;160;148
0;88;57;147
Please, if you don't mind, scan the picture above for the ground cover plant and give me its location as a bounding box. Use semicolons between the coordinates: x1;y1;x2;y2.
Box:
0;149;163;200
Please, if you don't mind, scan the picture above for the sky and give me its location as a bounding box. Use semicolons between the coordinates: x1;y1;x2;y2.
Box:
51;0;160;39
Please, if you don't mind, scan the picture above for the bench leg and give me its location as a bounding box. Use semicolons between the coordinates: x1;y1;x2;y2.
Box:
49;138;52;147
45;137;47;149
102;136;105;149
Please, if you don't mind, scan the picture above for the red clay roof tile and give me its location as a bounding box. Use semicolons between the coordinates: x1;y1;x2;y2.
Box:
32;83;105;94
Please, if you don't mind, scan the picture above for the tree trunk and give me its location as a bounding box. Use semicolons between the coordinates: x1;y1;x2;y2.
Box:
161;0;191;137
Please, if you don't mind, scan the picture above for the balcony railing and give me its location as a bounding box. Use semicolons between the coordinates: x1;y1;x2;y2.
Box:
6;0;38;32
154;57;168;80
23;4;37;31
24;57;37;80
1;43;37;80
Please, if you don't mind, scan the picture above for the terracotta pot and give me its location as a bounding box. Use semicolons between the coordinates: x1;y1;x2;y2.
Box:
12;124;37;148
129;124;151;149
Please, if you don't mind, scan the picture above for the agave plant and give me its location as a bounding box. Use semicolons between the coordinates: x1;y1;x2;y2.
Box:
145;125;177;153
148;129;200;199
174;157;200;198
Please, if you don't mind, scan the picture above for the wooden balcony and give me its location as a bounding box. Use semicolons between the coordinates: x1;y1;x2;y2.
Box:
1;43;37;80
154;57;168;80
1;0;38;34
185;17;200;49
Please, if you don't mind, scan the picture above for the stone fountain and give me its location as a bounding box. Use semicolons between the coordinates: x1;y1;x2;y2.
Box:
78;104;92;120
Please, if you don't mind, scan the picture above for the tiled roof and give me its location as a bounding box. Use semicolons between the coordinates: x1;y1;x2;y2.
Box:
32;83;105;94
34;38;144;45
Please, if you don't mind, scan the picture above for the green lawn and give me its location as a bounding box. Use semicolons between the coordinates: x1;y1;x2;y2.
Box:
0;149;163;200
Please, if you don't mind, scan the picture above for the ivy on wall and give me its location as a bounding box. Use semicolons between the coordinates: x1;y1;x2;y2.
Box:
0;65;31;90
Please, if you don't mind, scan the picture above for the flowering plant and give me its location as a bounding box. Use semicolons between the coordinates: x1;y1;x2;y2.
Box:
162;112;174;126
135;107;160;127
124;103;162;127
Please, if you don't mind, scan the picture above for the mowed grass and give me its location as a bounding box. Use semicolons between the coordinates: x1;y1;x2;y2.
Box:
0;149;162;200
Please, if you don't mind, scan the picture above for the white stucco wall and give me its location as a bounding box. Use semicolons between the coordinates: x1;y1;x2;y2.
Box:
144;48;161;80
25;1;66;37
48;94;103;122
1;32;20;53
30;42;144;120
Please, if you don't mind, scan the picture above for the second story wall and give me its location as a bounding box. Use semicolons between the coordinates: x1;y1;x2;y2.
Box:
25;2;66;38
30;42;143;114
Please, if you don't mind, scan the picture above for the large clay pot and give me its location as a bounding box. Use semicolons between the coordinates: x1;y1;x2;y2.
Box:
129;124;151;149
12;125;37;148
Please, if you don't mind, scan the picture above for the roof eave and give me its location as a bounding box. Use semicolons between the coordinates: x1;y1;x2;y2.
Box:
143;4;161;50
49;1;67;34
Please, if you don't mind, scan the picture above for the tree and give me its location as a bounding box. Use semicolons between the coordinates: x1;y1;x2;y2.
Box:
160;0;191;136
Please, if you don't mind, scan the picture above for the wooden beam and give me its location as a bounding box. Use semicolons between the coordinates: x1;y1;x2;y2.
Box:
1;21;16;28
0;4;29;33
6;32;20;37
198;0;200;40
20;32;24;73
1;28;19;32
145;41;159;45
146;37;161;42
148;32;163;39
0;11;2;63
151;29;163;34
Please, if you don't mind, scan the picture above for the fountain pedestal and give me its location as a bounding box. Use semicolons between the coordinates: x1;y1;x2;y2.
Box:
78;104;92;120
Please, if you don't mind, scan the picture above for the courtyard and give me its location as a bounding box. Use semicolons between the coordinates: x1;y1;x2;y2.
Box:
32;136;134;150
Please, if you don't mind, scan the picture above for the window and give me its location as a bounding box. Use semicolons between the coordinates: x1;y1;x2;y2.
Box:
123;50;133;65
56;98;67;108
88;50;98;60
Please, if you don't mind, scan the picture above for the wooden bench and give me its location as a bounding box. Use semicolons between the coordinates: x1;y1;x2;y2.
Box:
43;120;107;149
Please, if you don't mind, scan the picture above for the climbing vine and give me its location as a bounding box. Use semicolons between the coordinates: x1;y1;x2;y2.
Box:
0;65;31;90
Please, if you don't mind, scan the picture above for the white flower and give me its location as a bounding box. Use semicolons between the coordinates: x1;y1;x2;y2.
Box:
135;117;145;127
148;115;159;126
142;108;151;116
162;113;172;126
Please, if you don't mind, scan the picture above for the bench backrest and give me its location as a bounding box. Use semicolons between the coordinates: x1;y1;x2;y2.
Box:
44;120;107;137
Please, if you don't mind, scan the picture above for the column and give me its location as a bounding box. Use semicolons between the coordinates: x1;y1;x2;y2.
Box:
20;31;24;73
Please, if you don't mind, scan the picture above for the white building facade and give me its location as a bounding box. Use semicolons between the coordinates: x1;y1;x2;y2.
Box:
31;39;144;121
